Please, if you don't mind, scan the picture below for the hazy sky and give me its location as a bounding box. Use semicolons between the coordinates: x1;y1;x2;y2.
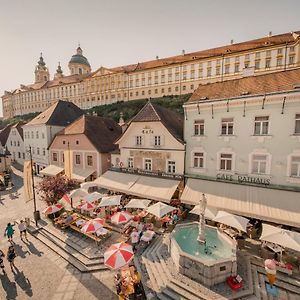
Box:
0;0;299;116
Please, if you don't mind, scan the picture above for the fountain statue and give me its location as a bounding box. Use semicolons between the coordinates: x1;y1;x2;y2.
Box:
197;193;207;244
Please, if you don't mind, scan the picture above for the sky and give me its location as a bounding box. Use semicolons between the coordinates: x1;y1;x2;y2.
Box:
0;0;299;116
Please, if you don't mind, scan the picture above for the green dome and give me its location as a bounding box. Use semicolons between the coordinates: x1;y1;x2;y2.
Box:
69;46;91;67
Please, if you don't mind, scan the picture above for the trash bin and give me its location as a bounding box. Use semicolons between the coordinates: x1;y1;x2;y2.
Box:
34;210;40;222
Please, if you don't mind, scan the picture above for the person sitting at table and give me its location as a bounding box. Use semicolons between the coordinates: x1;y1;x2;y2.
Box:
161;214;171;228
171;212;179;225
136;221;144;238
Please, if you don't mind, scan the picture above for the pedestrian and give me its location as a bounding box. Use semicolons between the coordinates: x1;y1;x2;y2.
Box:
7;245;17;272
18;220;28;241
0;249;6;274
4;222;15;243
130;228;139;252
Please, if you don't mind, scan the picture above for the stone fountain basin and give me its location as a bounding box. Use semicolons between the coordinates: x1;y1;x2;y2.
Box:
169;222;237;287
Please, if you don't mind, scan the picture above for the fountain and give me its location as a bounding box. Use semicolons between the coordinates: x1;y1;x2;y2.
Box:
169;194;237;287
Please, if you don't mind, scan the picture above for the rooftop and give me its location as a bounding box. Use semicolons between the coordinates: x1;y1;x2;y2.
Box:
188;68;300;103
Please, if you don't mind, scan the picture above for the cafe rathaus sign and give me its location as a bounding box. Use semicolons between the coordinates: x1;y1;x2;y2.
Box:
216;173;270;186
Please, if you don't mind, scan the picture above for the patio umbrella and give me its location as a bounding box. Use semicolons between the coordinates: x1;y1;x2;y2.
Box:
146;202;174;218
80;201;95;211
81;218;105;234
189;206;218;220
260;224;300;252
111;211;133;225
213;211;249;232
69;188;88;200
104;242;134;270
125;198;151;209
98;195;122;207
80;182;98;191
83;192;106;203
43;203;63;215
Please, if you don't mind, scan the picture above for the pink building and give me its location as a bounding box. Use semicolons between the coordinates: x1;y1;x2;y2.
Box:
47;115;121;182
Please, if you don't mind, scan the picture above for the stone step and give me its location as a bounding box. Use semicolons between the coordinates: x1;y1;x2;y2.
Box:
41;225;103;260
39;228;104;267
31;230;107;273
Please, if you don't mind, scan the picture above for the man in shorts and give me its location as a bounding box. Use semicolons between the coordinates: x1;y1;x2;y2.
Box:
18;220;28;241
0;249;6;274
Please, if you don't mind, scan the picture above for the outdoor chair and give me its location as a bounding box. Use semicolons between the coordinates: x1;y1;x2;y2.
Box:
227;275;243;291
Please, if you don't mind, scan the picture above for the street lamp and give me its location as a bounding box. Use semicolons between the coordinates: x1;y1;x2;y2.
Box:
26;146;40;226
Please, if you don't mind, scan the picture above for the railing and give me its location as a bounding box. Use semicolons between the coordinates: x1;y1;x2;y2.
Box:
109;166;183;180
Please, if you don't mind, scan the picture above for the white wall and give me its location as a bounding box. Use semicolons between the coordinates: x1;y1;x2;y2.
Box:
6;128;25;164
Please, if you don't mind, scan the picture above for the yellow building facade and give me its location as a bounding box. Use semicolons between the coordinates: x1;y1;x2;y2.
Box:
2;31;300;119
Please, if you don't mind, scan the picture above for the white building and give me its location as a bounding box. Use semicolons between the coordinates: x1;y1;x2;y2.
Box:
23;100;84;174
182;68;300;228
95;101;185;203
6;122;26;165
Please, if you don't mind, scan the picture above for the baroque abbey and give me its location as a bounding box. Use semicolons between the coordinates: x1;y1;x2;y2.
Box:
2;31;300;119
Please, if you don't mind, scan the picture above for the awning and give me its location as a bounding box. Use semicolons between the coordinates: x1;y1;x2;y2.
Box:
72;168;96;182
129;175;180;203
181;178;300;227
93;170;139;194
94;170;181;203
40;165;64;176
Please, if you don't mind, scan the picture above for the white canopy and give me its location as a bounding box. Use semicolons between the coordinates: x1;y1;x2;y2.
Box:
98;195;122;207
189;206;218;220
147;202;174;218
125;198;151;209
68;188;88;199
40;165;64;177
213;210;249;232
80;182;98;191
83;192;106;203
72;168;96;182
260;224;300;252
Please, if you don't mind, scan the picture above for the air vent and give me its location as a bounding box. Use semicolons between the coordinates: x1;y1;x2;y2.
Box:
293;84;300;89
241;91;250;95
200;96;208;100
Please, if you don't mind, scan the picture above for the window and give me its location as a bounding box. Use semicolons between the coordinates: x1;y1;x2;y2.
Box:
53;153;58;162
266;50;271;57
167;161;176;173
87;155;93;166
144;159;152;171
76;140;79;145
221;118;234;135
75;155;81;164
220;153;232;171
290;46;295;53
277;48;283;55
42;148;45;156
194;120;204;136
291;156;300;177
255;60;260;70
128;157;134;169
254;116;269;135
207;68;212;77
63;140;66;144
36;131;39;138
295;114;300;134
224;65;230;74
193;152;204;168
136;136;142;146
277;58;282;66
154;136;161;146
37;148;40;155
17;141;20;146
18;152;21;158
216;66;220;75
252;154;267;174
265;59;271;68
289;56;295;64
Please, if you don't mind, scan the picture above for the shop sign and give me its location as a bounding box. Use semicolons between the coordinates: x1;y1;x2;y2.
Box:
216;173;270;185
141;126;154;134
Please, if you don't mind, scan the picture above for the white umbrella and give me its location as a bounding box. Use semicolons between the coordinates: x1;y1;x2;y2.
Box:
213;211;249;232
68;188;88;200
80;182;98;191
83;192;106;203
190;206;218;220
98;195;122;207
260;224;300;252
125;198;151;209
147;202;174;218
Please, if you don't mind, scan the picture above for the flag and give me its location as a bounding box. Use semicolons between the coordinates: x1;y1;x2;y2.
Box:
64;149;73;179
23;160;33;202
62;193;71;204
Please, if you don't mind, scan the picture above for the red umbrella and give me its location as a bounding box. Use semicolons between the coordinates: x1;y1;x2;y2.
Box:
111;211;132;225
104;242;134;270
43;203;63;215
81;218;105;234
80;201;95;211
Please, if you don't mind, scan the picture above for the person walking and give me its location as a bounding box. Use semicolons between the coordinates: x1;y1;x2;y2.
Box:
4;222;15;243
7;245;17;272
130;228;140;252
18;220;28;241
0;249;6;274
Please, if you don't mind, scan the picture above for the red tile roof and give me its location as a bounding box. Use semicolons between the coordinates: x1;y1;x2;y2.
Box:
189;68;300;102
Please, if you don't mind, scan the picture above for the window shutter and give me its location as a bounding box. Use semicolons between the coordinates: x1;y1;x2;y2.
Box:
160;135;164;146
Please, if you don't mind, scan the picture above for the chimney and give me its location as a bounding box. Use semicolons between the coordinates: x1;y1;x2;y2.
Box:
268;31;272;37
182;49;185;55
156;55;159;60
230;39;234;45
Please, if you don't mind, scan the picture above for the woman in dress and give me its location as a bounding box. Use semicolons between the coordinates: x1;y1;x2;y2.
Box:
4;222;15;243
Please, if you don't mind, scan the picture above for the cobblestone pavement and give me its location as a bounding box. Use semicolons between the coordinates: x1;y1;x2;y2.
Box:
0;167;117;300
